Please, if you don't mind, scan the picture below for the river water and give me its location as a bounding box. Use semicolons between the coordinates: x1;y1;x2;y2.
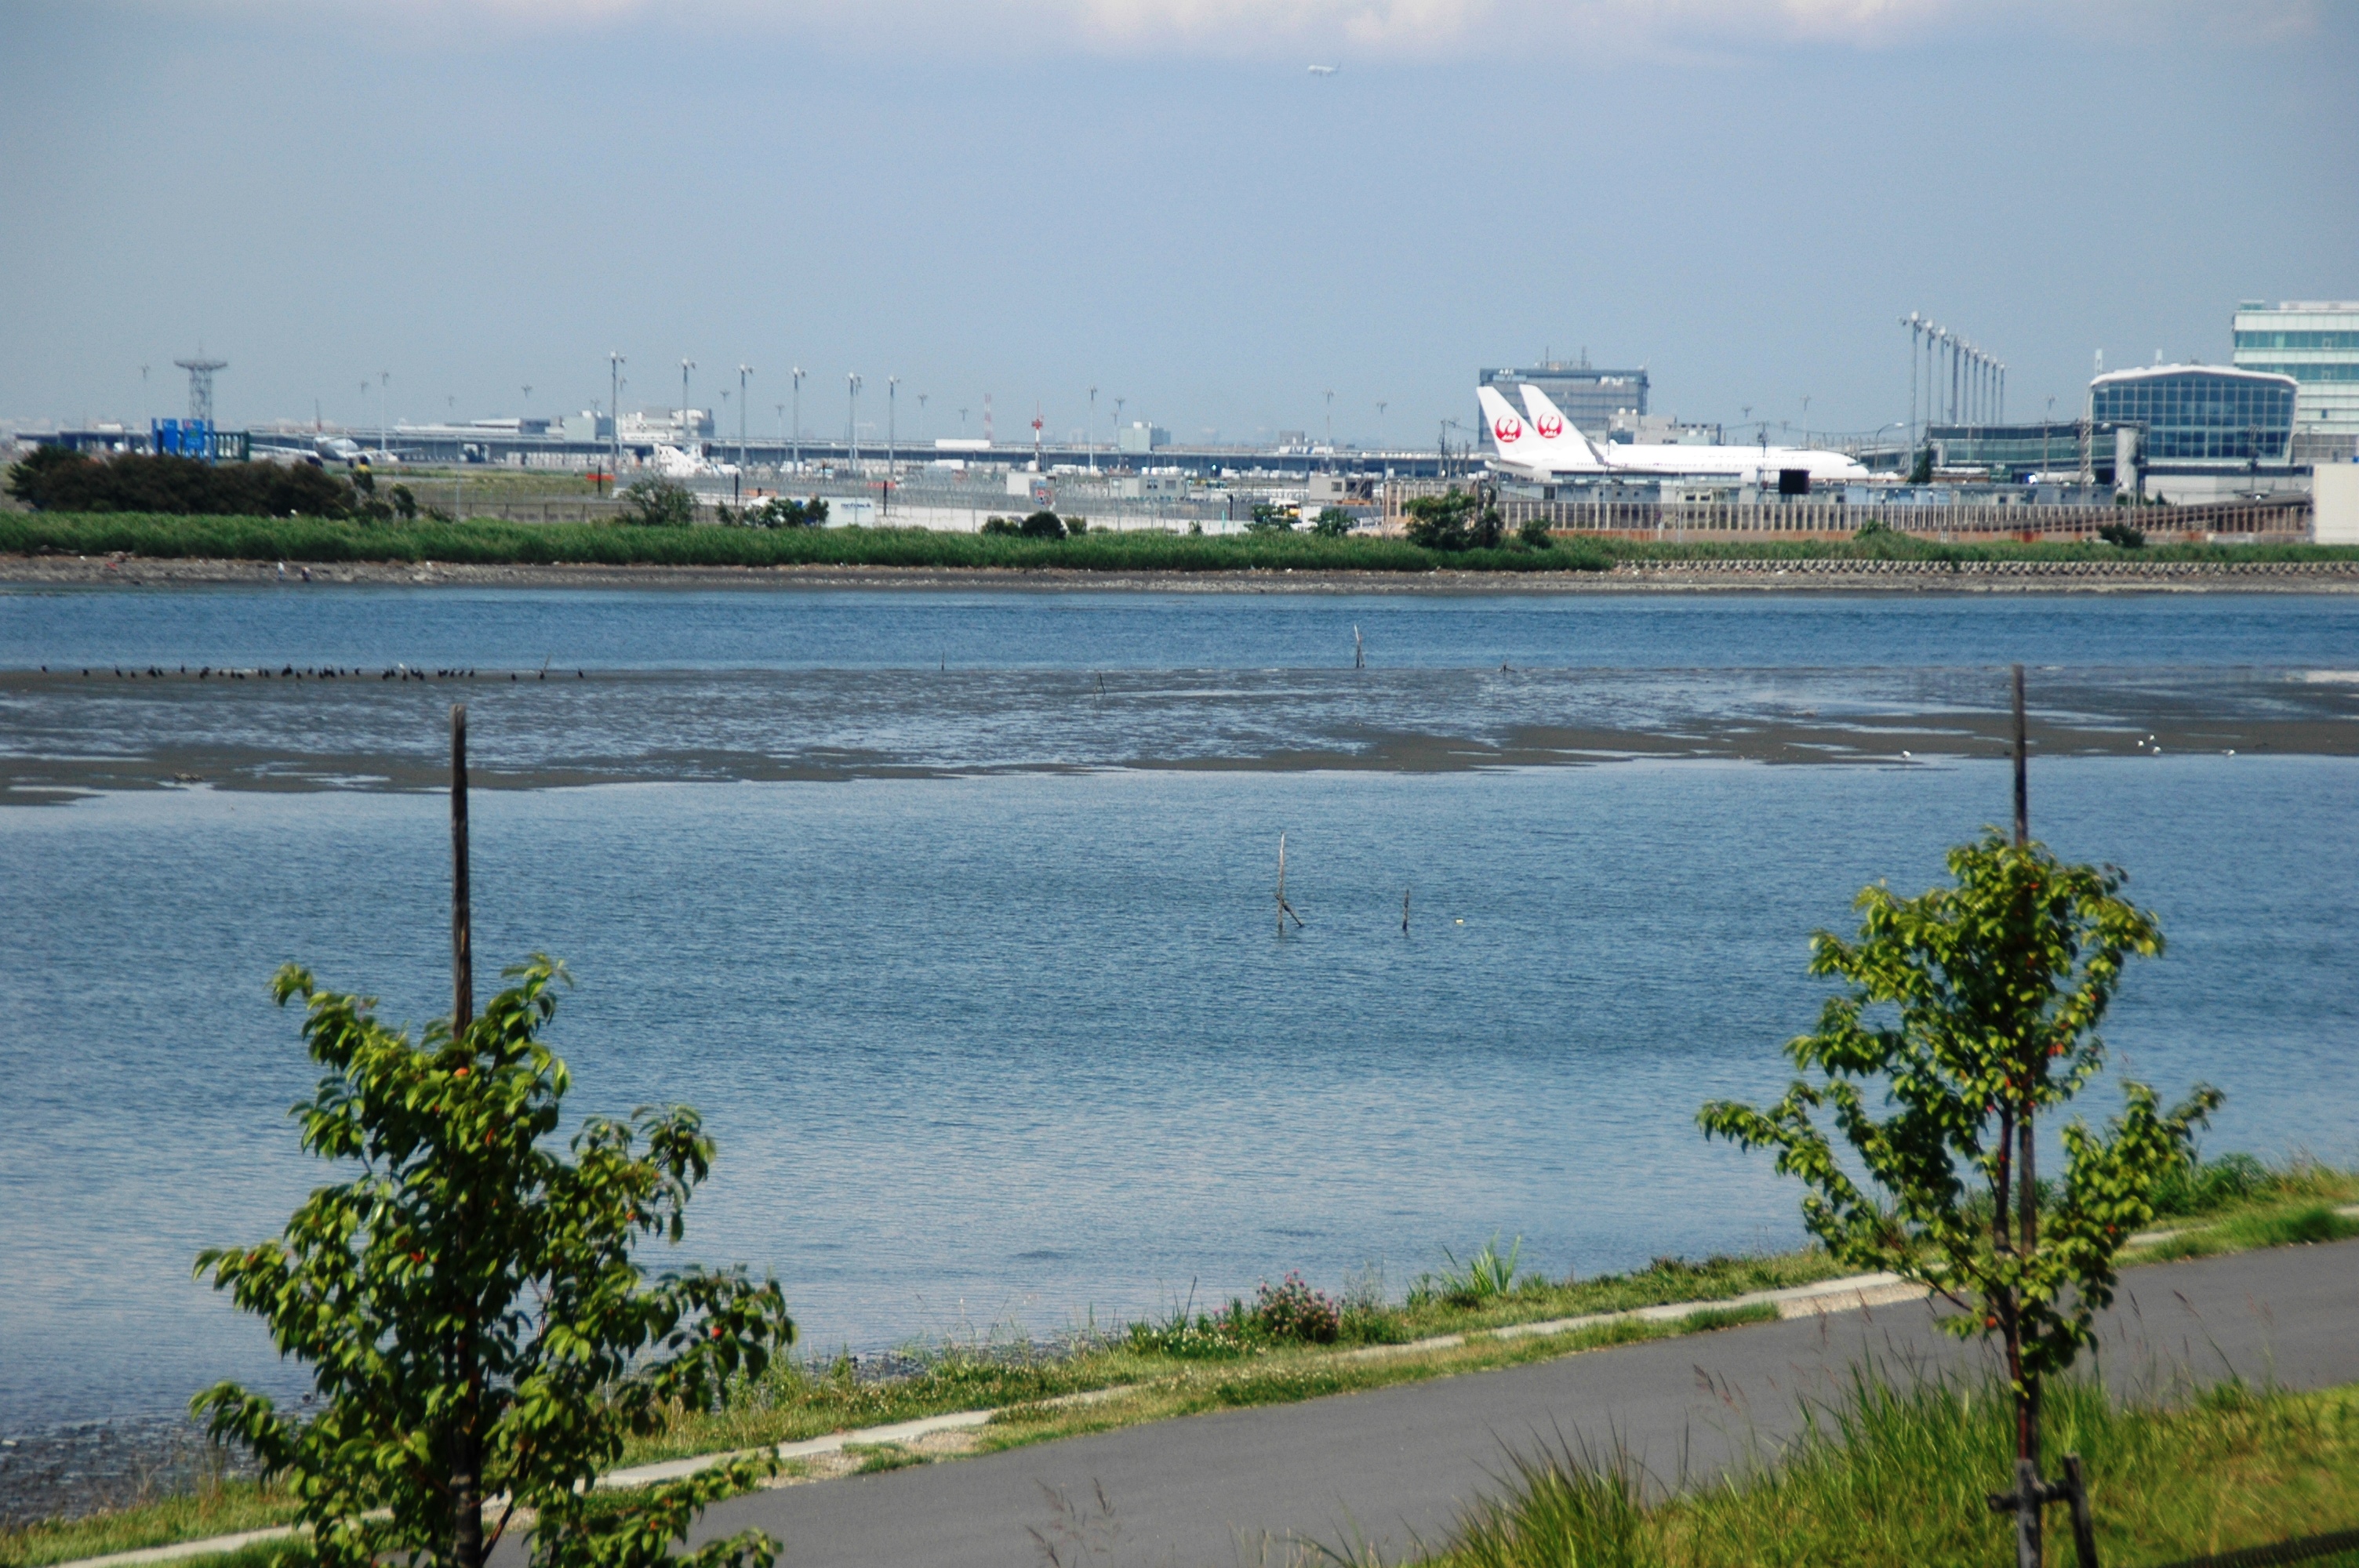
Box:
2;584;2355;1444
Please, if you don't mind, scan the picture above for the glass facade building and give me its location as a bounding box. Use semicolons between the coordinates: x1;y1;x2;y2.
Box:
1928;421;2088;477
2087;365;2295;463
2233;300;2359;463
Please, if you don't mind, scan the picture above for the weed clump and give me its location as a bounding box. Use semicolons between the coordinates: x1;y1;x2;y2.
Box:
1250;1273;1341;1345
1414;1236;1530;1309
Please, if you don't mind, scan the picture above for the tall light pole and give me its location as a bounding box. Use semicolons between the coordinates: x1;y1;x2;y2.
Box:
1901;314;1921;455
846;372;862;469
1113;396;1125;459
790;367;805;471
774;403;785;474
608;352;624;485
736;363;753;501
1324;388;1335;467
1087;385;1098;473
379;370;391;457
679;358;696;451
886;375;900;514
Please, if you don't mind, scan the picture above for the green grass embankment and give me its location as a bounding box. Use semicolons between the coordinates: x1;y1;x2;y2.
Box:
11;512;2356;575
0;514;1609;575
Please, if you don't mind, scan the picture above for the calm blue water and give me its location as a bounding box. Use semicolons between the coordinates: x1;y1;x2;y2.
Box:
6;583;2359;673
2;588;2354;1436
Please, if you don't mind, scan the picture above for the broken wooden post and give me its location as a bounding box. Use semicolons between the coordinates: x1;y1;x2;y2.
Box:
2063;1454;2098;1567
1275;833;1303;934
1401;887;1410;935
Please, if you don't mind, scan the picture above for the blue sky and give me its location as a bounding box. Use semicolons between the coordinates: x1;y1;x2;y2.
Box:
3;0;2352;446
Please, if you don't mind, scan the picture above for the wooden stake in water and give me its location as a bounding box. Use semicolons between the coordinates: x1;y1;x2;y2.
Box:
2012;662;2029;848
1275;833;1303;934
1354;626;1365;670
1401;887;1410;935
451;703;472;1031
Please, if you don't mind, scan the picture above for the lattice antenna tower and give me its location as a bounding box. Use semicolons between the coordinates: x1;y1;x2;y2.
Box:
175;354;227;426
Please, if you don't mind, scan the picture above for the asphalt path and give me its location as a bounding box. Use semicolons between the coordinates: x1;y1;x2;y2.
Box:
664;1242;2359;1568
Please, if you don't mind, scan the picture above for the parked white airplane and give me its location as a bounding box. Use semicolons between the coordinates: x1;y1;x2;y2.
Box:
649;442;736;480
1477;385;1870;485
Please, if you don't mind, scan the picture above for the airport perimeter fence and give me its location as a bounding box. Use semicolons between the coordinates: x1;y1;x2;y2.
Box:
1379;483;2315;544
421;480;1241;529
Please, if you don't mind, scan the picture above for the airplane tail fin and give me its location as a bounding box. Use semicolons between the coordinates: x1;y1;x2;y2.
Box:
1517;385;1604;466
1477;386;1530;458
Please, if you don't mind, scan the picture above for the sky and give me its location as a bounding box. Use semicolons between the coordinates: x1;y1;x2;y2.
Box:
2;0;2353;448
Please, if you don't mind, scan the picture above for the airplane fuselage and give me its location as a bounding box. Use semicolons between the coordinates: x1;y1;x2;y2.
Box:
1478;383;1872;485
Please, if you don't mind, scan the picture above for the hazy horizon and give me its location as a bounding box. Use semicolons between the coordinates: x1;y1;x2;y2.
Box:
4;0;2353;448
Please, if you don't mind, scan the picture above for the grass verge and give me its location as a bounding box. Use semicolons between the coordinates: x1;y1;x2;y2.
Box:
0;1486;300;1568
0;514;1608;575
9;513;2355;575
975;1306;1780;1457
612;1253;1845;1467
1409;1373;2359;1567
2125;1156;2359;1265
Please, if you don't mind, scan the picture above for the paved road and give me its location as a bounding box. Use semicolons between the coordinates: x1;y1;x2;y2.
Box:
676;1243;2359;1568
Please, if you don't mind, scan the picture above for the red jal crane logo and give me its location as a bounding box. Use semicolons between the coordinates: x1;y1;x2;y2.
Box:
1536;413;1564;439
1493;415;1523;443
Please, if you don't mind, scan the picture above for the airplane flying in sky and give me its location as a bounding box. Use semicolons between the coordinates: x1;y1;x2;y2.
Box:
1476;384;1871;485
1307;64;1338;75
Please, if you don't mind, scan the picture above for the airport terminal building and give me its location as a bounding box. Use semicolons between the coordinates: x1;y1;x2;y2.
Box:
2088;363;2300;502
2233;300;2359;464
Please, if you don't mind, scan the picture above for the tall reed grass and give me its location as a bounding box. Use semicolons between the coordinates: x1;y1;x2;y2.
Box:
1423;1370;2359;1567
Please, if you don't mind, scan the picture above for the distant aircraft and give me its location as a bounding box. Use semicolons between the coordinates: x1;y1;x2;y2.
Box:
649;442;736;481
1307;64;1338;75
1478;384;1870;485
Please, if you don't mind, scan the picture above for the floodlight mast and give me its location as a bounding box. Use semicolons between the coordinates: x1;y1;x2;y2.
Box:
608;353;624;486
887;374;900;503
736;364;753;501
790;368;805;471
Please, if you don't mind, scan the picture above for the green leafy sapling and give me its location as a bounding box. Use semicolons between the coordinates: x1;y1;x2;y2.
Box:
1699;833;2217;1487
194;956;796;1568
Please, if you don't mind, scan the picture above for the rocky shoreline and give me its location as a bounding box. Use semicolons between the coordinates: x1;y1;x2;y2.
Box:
5;554;2358;594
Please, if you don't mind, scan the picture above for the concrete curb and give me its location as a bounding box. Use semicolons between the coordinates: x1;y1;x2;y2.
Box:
1343;1269;1928;1361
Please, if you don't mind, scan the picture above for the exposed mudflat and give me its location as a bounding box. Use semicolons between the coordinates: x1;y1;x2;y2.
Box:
5;662;2352;800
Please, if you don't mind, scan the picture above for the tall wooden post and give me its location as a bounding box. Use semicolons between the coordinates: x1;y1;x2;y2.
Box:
2012;663;2028;848
448;703;483;1568
452;704;472;1031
